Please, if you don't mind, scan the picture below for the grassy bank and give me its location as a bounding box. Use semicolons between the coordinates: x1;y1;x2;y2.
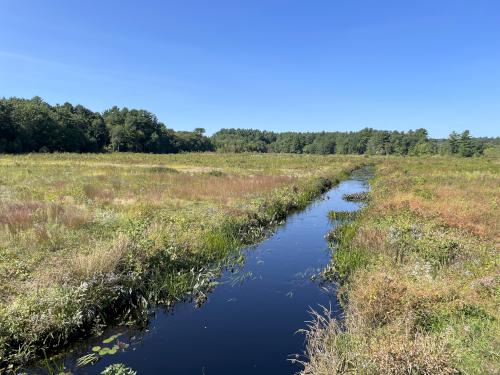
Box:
0;152;364;370
302;156;499;374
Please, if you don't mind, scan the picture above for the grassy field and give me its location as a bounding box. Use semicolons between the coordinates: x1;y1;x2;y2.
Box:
302;156;499;374
0;152;365;369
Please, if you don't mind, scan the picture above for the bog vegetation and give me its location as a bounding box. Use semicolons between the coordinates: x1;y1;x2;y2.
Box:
303;156;499;375
1;96;496;156
1;98;498;372
0;152;364;370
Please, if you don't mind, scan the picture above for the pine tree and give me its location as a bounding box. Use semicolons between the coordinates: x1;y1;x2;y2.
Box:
458;130;475;157
448;131;460;154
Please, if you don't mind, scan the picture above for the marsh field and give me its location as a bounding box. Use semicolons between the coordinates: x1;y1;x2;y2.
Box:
305;156;499;374
0;153;498;374
0;153;364;370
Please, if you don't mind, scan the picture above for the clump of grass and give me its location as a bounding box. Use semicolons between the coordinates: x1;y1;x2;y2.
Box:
83;184;115;203
300;308;458;375
0;202;44;233
327;210;358;221
325;222;357;245
294;307;352;374
342;191;369;202
205;169;225;177
148;165;179;174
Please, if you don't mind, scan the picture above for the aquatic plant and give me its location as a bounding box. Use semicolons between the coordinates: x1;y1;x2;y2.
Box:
342;191;369;202
102;334;122;344
101;363;137;375
76;353;98;367
327;210;358;221
40;350;67;375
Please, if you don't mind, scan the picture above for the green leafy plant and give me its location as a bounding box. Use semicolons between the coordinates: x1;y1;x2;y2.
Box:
101;363;137;375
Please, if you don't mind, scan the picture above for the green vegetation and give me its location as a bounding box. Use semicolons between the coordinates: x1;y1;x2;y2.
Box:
327;211;358;221
303;156;499;374
212;128;488;156
342;192;370;202
1;96;493;156
0;152;364;370
0;97;212;153
101;363;137;375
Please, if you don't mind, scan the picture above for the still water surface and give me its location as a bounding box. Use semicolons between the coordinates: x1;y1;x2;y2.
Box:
41;169;370;374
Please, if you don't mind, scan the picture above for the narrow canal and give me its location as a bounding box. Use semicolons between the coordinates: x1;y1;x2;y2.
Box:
40;168;370;374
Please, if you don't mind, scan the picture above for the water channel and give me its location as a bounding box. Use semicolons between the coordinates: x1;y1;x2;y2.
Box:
35;168;370;374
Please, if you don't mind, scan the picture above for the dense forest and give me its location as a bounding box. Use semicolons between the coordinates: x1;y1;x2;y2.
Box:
0;96;492;156
0;97;212;154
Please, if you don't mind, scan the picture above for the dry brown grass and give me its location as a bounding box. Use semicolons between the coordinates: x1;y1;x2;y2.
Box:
300;309;458;375
0;202;93;234
346;269;456;332
368;331;458;375
0;202;44;233
157;174;296;204
298;309;350;375
83;184;115;203
69;235;132;280
373;161;500;241
350;226;386;254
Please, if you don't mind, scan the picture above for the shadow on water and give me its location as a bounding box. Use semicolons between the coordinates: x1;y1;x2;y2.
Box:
34;167;372;375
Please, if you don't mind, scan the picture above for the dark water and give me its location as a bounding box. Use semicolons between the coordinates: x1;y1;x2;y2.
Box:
39;169;370;375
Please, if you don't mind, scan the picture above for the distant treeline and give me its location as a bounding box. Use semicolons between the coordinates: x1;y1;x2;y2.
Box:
212;128;489;157
0;97;212;154
1;96;495;157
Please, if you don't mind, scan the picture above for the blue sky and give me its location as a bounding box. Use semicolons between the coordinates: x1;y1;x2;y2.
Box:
1;1;499;137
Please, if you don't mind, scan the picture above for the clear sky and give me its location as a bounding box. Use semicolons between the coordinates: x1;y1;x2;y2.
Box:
1;1;499;137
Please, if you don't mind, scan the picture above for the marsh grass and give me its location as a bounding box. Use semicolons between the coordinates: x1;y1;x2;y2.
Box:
342;191;369;202
304;156;500;374
0;152;364;370
327;210;358;221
